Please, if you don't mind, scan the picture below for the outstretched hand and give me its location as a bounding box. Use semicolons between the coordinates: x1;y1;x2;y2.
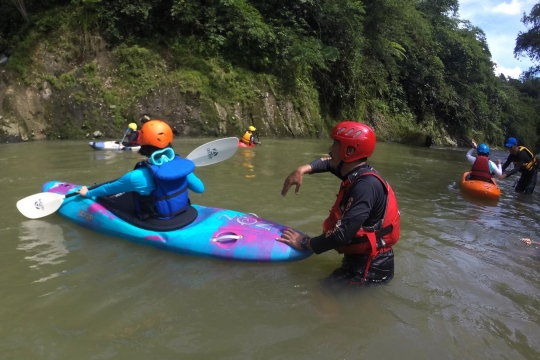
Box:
281;168;305;196
471;139;477;149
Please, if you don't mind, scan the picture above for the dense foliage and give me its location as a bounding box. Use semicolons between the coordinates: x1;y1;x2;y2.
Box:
2;0;540;149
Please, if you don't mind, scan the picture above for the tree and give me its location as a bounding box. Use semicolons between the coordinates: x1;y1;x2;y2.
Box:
515;3;540;76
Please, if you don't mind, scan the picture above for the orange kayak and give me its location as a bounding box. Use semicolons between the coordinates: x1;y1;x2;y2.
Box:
460;172;501;200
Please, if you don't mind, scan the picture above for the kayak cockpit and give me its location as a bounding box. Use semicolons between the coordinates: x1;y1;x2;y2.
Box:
96;192;198;231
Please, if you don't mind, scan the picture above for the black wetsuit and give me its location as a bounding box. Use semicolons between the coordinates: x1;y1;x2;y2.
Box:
250;135;261;145
308;158;394;287
122;131;139;147
502;150;537;194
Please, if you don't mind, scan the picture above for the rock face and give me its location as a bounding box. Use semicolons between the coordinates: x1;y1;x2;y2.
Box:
0;40;325;143
0;71;49;142
0;71;323;143
0;35;458;146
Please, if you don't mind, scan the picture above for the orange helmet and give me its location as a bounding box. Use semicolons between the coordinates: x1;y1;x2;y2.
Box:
139;120;173;148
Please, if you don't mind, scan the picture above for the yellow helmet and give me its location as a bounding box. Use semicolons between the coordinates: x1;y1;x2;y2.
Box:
128;123;137;131
248;126;256;132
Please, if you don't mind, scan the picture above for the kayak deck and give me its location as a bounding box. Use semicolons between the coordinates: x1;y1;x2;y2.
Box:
460;172;501;200
42;181;312;262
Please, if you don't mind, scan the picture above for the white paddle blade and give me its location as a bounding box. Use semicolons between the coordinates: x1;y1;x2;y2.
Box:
16;192;66;219
187;137;239;167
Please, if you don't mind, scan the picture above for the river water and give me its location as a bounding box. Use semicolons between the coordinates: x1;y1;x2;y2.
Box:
1;139;539;359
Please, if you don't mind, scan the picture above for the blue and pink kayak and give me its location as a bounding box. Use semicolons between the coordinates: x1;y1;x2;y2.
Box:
42;181;312;262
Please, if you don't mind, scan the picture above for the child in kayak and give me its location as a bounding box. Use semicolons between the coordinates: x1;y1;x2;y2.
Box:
466;139;502;181
78;120;204;219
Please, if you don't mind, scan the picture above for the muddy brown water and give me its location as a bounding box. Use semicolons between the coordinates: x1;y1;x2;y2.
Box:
1;139;539;359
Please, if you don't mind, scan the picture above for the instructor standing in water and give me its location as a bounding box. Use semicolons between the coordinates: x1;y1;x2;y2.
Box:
500;137;538;194
278;121;400;287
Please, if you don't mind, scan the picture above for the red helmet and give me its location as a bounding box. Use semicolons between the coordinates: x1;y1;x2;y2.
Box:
139;120;173;148
330;121;376;162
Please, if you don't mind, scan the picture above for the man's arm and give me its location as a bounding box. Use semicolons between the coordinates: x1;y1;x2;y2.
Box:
309;157;333;174
504;153;527;177
281;158;334;196
501;155;513;172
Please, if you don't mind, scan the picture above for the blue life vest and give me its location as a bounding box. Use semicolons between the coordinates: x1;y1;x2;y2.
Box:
133;155;195;220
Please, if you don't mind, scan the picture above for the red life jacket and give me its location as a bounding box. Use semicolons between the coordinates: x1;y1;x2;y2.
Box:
322;168;400;281
131;130;141;146
469;155;491;182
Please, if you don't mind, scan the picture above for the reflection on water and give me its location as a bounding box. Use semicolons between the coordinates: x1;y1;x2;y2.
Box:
90;148;143;165
240;149;256;179
18;220;67;282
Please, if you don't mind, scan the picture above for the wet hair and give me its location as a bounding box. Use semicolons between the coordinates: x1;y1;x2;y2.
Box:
138;143;173;158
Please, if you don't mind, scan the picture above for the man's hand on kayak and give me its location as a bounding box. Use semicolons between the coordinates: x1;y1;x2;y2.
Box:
276;228;309;250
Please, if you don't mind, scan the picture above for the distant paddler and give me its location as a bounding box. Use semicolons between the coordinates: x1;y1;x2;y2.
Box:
120;123;141;147
239;126;262;146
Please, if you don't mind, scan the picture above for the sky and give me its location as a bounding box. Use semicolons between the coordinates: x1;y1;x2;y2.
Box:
458;0;538;78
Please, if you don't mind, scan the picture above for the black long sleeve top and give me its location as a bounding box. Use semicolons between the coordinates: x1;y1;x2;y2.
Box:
307;158;387;254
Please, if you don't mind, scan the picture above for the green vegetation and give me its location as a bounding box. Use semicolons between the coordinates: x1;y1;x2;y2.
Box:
2;0;540;149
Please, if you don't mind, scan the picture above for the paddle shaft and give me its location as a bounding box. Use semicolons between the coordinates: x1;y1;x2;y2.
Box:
65;180;117;199
118;128;129;148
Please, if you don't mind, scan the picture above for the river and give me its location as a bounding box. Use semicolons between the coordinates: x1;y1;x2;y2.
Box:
1;138;539;359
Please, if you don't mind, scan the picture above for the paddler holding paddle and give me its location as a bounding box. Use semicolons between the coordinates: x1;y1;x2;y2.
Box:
78;120;205;220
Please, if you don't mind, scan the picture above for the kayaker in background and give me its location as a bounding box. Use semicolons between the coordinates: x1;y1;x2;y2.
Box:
121;123;141;147
499;137;538;194
239;126;262;146
466;139;502;181
78;120;205;219
278;121;400;288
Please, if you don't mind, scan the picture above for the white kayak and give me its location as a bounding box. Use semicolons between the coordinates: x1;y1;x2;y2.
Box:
88;141;141;151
